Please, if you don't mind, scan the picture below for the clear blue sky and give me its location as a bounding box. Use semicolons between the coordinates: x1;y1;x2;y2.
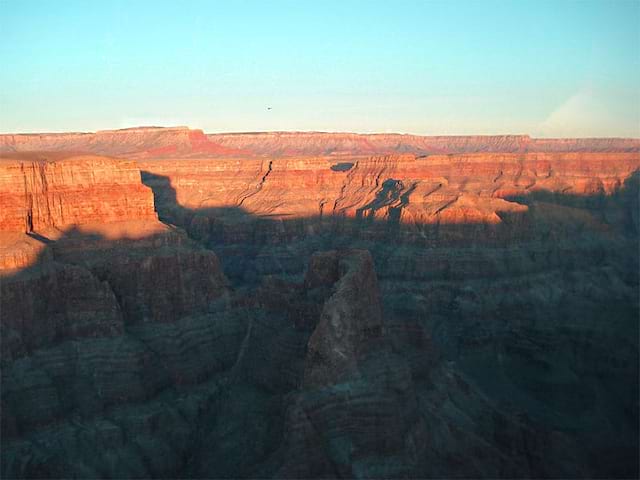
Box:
1;0;638;136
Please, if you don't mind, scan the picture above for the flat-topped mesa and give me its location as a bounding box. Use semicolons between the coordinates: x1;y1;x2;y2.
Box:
201;132;640;156
528;137;640;152
0;127;193;154
0;127;247;158
92;126;197;156
0;153;157;233
206;132;640;155
1;127;639;158
0;128;250;157
205;132;535;156
91;127;247;157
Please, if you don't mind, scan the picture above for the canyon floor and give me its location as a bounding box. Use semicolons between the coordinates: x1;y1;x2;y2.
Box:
1;128;639;479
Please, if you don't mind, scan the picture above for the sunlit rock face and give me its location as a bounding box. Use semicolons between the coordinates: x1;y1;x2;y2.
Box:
0;153;158;233
0;154;241;477
137;150;638;253
0;140;638;479
0;127;248;158
2;127;639;157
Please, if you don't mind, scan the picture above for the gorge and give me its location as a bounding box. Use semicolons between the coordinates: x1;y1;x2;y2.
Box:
1;127;638;478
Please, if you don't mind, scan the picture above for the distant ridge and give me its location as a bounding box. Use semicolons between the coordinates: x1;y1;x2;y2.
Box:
1;126;638;158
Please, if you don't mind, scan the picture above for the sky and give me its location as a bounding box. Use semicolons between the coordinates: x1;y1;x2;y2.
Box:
1;0;638;137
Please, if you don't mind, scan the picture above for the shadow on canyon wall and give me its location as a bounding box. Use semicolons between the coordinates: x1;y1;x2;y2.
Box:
140;169;639;283
1;170;638;478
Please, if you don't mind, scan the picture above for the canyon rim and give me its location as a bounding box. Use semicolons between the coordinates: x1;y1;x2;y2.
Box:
0;128;638;478
2;1;639;478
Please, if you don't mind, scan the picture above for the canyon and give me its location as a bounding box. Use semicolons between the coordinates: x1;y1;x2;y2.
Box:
0;127;638;479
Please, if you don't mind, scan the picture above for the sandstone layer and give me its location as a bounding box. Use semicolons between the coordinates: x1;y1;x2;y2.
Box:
0;153;157;234
137;151;639;248
1;127;638;158
1;138;638;479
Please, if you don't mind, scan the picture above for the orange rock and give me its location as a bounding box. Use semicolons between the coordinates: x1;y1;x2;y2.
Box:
137;152;639;233
1;127;638;158
0;153;157;233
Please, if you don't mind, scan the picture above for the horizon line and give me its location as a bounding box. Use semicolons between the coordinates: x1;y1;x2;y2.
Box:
1;126;639;141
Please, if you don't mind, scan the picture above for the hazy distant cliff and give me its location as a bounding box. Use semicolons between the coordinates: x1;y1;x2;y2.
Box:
1;127;638;158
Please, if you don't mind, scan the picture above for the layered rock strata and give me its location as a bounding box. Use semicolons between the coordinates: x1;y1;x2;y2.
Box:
0;143;638;479
137;151;639;250
0;154;157;234
135;149;639;478
1;155;238;478
2;127;638;158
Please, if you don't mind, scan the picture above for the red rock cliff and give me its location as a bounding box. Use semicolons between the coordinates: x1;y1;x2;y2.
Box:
0;153;157;233
1;127;638;158
138;151;640;234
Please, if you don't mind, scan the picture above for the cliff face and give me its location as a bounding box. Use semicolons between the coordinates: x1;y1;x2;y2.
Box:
1;154;238;477
0;154;157;233
1;127;638;158
302;250;384;388
0;128;247;158
0;157;231;374
207;131;640;156
138;151;639;245
136;146;638;478
1;140;638;478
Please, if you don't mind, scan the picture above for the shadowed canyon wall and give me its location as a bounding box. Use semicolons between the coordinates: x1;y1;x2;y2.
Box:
0;138;638;478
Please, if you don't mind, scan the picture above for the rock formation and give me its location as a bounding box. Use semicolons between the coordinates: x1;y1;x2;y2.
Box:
137;151;638;248
302;250;384;388
1;127;638;158
0;153;157;233
0;135;638;479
